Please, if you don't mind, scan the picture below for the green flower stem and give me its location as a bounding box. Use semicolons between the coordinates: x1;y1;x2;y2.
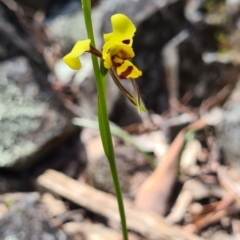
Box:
81;1;128;239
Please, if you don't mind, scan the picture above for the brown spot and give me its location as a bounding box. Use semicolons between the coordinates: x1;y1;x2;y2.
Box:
118;65;133;79
111;56;118;67
122;39;130;44
118;50;129;59
111;56;123;67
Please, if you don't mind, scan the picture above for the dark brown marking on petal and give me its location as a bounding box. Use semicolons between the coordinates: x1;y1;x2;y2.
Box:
111;56;115;66
111;56;124;67
118;50;129;60
122;39;130;44
118;66;133;79
111;56;118;67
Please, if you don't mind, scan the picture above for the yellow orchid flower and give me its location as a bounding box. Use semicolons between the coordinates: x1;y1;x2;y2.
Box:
63;14;142;79
62;14;146;113
102;14;142;79
63;39;91;70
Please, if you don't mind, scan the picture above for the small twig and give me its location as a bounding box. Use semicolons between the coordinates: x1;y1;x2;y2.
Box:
200;85;233;113
135;119;207;215
36;169;207;240
162;30;189;116
184;194;237;233
217;166;240;203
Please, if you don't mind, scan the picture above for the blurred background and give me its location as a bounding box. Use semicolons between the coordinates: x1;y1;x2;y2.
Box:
1;0;240;239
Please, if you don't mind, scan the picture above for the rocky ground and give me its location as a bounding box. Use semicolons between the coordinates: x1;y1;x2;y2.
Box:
1;0;240;239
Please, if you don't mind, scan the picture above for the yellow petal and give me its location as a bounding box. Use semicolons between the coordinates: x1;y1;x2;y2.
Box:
104;52;113;69
102;14;136;57
111;14;136;39
116;60;142;79
63;39;91;70
63;54;82;70
104;33;113;42
102;40;114;59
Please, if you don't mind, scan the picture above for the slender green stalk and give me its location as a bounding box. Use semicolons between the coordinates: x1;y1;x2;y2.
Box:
81;1;128;239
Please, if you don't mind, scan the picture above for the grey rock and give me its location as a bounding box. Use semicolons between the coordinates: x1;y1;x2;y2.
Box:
0;192;72;240
0;57;78;169
46;1;104;52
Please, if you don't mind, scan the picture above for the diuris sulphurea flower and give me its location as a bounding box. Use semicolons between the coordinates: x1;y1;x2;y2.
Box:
63;13;146;113
102;14;142;79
